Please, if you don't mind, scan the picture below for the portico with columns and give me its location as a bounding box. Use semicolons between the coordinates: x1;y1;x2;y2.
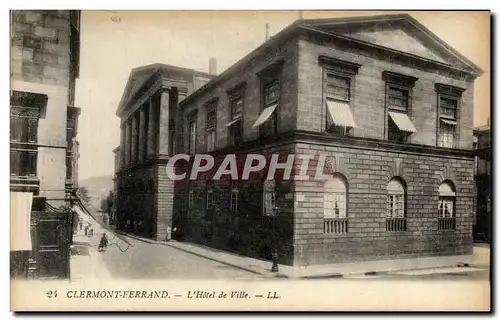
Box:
115;63;215;240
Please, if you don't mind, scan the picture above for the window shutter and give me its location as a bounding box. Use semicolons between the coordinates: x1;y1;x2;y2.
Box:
27;151;37;176
28;118;38;143
10;118;23;142
10;150;20;175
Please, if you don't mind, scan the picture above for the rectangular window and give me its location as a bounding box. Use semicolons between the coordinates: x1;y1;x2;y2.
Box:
231;97;243;120
206;130;216;152
388;86;409;111
10;149;37;176
387;85;413;143
383;72;417;144
264;79;280;106
10;101;40;178
435;83;464;149
230;188;239;213
187;114;197;155
324;72;356;136
206;189;214;210
438;96;458;148
260;79;280;138
439;97;458;119
228;96;243;147
206;107;216;152
10;116;38;143
325;73;350;102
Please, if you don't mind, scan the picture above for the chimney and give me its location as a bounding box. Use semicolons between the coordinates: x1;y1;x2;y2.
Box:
265;23;270;41
209;58;217;75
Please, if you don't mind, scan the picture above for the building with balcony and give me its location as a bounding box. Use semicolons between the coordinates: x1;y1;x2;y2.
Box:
10;10;81;279
114;62;216;239
171;14;483;266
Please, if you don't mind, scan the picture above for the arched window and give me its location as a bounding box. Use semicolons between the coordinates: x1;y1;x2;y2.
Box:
262;180;276;216
386;178;405;218
324;176;347;219
324;175;348;234
438;181;456;230
386;178;406;232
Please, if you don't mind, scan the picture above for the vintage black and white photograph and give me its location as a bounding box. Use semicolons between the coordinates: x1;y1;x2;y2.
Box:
8;8;491;311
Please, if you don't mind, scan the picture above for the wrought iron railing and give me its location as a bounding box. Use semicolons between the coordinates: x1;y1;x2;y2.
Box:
438;217;456;230
386;217;407;232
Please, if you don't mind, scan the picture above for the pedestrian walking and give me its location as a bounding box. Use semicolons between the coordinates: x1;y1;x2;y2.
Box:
98;232;108;252
84;225;88;236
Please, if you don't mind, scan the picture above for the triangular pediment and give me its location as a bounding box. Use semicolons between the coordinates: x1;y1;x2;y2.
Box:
302;14;482;74
336;25;448;63
116;66;159;115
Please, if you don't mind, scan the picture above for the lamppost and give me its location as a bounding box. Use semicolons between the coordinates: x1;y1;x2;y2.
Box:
271;205;280;273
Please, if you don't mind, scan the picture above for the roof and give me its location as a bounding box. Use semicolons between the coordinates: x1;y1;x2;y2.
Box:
116;63;215;116
181;14;484;107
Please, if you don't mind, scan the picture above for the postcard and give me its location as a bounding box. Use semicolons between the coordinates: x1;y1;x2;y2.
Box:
9;9;491;311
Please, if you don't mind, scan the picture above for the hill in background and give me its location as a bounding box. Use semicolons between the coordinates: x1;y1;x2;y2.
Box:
79;174;114;209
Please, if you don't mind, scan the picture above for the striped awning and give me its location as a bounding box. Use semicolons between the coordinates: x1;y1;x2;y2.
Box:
326;100;357;128
440;118;457;125
388;111;417;133
10;192;33;251
226;117;241;127
252;104;277;128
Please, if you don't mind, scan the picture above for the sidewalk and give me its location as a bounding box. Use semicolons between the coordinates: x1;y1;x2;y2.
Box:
70;230;112;282
122;232;490;279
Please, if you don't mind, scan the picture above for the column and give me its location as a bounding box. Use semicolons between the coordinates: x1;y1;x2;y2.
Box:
131;112;138;166
176;88;187;153
120;123;126;169
138;106;146;163
124;120;131;168
158;89;170;156
146;97;156;159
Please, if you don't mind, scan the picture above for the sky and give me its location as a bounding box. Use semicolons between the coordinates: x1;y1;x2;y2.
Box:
75;10;490;180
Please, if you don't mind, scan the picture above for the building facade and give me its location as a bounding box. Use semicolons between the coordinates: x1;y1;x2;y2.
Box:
114;63;215;240
171;15;482;266
473;123;491;242
10;10;81;278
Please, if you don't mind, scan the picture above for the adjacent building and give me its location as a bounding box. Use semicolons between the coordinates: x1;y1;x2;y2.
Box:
114;63;216;239
10;10;81;279
473;122;491;242
173;14;483;265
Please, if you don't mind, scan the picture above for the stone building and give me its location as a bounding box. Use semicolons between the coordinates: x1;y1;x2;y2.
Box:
114;63;216;239
473;122;491;242
173;14;483;266
10;10;81;278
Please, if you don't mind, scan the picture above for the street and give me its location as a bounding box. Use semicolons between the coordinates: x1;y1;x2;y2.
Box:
84;227;263;280
73;223;490;282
